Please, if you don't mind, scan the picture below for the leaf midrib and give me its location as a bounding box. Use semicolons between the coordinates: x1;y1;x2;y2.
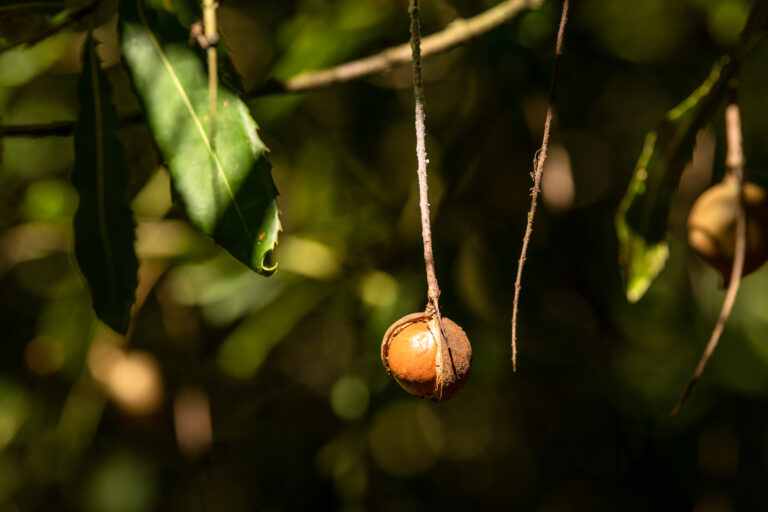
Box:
89;35;117;304
135;0;254;245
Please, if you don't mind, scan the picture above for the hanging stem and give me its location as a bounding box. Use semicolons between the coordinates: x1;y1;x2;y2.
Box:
511;0;569;371
671;98;746;416
409;0;440;310
410;0;464;401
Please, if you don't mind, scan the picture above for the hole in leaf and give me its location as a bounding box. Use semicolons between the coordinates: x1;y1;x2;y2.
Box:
261;249;277;275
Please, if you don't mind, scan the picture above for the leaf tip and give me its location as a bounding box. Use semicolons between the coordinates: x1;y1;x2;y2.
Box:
260;249;278;276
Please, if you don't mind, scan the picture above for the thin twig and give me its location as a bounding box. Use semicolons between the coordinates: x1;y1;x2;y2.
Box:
409;0;439;309
248;0;544;96
510;0;569;371
202;0;218;143
1;119;79;137
671;101;746;416
0;0;102;56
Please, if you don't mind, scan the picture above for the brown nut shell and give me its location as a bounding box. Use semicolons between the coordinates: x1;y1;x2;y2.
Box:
687;179;768;284
381;311;472;402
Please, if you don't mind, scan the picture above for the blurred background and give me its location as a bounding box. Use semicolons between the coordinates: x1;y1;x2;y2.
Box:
3;0;768;510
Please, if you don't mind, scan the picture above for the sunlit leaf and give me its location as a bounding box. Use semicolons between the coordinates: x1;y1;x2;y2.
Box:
72;34;138;333
119;0;280;275
615;56;736;302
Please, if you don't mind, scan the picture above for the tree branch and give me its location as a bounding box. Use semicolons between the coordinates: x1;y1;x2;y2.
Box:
511;0;569;371
409;0;439;310
1;0;542;137
248;0;544;96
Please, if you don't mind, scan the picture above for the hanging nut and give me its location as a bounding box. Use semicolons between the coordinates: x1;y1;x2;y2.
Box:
688;178;768;284
381;311;472;402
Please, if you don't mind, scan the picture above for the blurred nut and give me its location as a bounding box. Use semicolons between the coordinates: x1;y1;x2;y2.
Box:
688;178;768;284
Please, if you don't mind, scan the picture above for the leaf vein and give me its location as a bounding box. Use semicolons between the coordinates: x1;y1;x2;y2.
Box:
135;0;254;245
89;36;118;303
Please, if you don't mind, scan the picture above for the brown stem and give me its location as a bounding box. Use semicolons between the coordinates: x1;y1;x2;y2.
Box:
409;0;440;309
248;0;543;96
511;0;569;371
203;0;218;143
410;0;459;401
671;102;746;416
0;0;102;56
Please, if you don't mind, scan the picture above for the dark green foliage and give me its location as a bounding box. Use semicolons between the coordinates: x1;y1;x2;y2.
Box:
615;57;736;302
72;34;138;333
6;1;768;511
615;0;768;302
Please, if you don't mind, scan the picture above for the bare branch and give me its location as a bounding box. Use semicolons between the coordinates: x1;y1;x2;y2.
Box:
511;0;569;371
2;0;543;137
248;0;544;96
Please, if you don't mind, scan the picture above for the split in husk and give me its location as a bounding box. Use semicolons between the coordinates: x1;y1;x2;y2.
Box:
381;310;472;402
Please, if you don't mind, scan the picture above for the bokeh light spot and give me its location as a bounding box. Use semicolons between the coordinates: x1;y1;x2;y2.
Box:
368;401;444;476
330;377;370;420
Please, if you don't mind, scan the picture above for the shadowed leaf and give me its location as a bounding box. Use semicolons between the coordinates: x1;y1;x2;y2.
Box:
72;34;138;333
615;56;736;302
119;0;280;275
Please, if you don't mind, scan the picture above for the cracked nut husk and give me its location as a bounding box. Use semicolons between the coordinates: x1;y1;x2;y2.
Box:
688;179;768;285
381;311;472;402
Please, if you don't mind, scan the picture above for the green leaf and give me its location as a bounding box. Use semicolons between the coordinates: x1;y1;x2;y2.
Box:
615;56;736;302
139;0;245;94
119;0;280;275
72;34;139;333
